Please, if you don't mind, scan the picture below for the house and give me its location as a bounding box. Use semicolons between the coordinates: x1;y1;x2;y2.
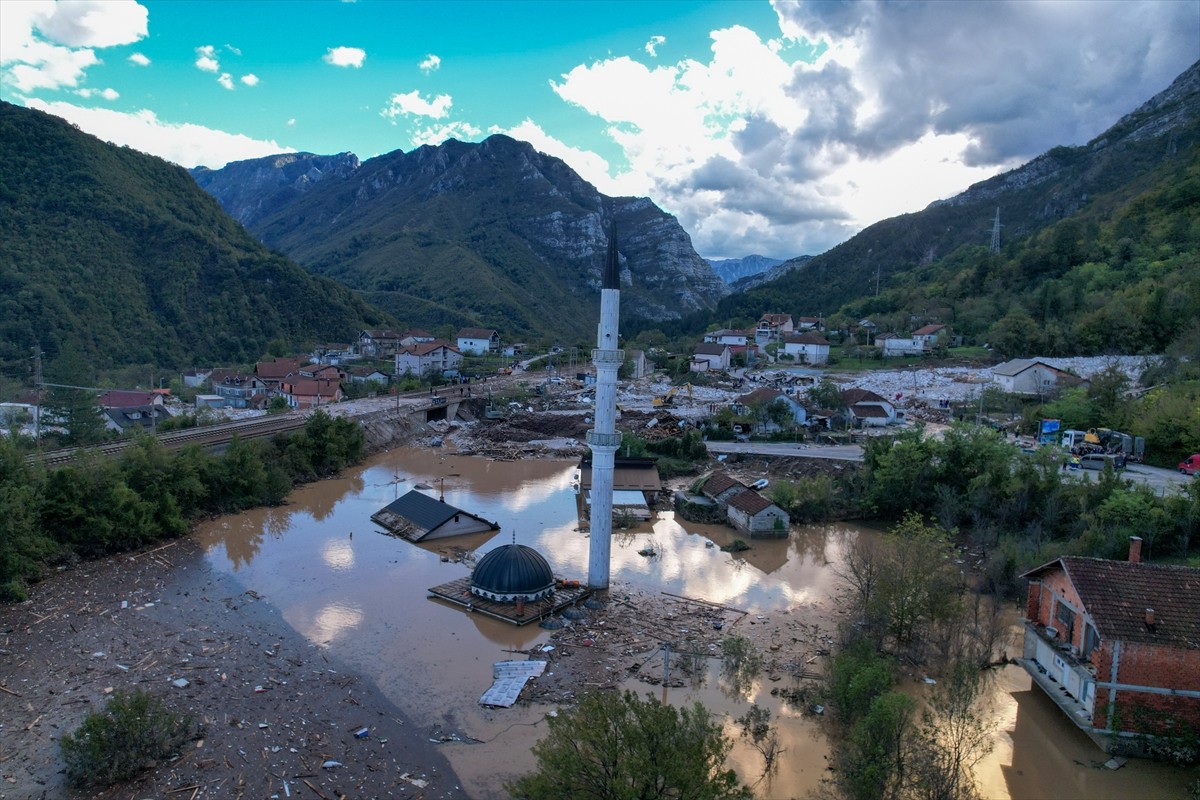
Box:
97;390;162;409
794;316;823;331
255;357;305;390
992;359;1086;396
456;328;500;356
690;343;731;372
755;313;794;344
734;387;808;429
699;472;746;505
395;340;463;377
577;457;662;522
370;489;499;542
782;332;831;365
181;369;212;389
881;337;924;357
347;366;390;385
103;405;172;434
912;324;947;349
313;343;356;365
300;363;346;382
703;329;752;346
358;329;405;358
399;329;437;348
195;394;224;409
210;371;269;409
726;490;790;538
841;388;897;427
626;349;650;379
1018;538;1200;753
280;378;343;409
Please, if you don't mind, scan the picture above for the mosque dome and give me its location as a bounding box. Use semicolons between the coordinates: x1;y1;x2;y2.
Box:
471;543;555;603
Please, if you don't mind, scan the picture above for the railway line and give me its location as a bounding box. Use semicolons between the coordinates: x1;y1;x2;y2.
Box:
26;413;309;468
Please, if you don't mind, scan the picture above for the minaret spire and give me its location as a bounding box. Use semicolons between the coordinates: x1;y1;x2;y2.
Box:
586;222;624;589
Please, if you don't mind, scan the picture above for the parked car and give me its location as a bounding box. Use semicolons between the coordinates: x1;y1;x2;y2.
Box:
1179;453;1200;476
1079;453;1126;471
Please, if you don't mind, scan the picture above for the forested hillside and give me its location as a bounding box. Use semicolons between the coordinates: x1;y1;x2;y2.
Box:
0;103;394;380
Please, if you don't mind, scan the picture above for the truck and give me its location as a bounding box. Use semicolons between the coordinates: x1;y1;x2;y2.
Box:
1062;427;1144;463
1180;454;1200;477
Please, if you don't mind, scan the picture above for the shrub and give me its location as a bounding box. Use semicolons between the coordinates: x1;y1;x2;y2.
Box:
59;689;197;788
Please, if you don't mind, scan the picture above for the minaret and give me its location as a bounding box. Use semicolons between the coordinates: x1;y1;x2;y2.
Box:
586;223;624;589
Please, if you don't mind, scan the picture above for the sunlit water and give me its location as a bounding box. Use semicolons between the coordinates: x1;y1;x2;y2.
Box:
194;448;1195;799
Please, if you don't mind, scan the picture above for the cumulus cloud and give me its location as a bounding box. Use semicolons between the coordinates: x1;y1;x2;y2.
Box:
217;72;234;90
644;35;665;57
241;73;258;87
410;120;482;146
491;119;640;194
128;52;150;66
194;44;218;72
323;46;365;68
1;0;146;92
419;53;440;73
549;2;1200;258
381;90;453;120
23;98;293;168
77;86;119;101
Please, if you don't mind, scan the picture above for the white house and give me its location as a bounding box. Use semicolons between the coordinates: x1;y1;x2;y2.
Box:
912;324;947;349
726;490;790;538
782;332;831;365
882;337;925;357
734;387;808;429
703;328;751;346
395;340;463;377
841;388;897;427
626;349;651;379
456;328;500;356
690;343;731;372
991;359;1084;396
358;329;404;358
755;313;794;345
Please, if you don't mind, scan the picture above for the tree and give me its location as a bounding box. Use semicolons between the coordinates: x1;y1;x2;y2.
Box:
507;690;752;800
908;661;995;800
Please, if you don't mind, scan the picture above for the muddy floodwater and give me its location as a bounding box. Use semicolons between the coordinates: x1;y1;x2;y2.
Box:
195;448;1195;799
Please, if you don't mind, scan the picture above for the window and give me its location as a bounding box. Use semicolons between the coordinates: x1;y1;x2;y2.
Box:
1055;600;1075;644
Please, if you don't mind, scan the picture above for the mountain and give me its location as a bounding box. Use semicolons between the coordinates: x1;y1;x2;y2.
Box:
191;136;728;342
729;255;812;292
707;254;785;284
0;102;394;378
695;60;1200;356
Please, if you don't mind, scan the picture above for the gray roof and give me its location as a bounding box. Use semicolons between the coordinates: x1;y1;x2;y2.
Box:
992;358;1043;376
377;490;460;531
472;544;555;596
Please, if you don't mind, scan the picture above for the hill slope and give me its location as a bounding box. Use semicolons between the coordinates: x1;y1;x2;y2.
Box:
0;102;393;377
192;136;728;342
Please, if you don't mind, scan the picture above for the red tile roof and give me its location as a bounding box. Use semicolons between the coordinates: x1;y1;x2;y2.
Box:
784;332;830;345
913;324;946;335
727;490;774;515
701;472;743;497
1025;556;1200;649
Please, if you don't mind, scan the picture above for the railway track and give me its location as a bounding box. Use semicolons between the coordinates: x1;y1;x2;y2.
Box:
27;413;310;468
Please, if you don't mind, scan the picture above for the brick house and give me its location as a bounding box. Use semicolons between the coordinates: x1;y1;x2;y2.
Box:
280;378;343;410
1019;537;1200;753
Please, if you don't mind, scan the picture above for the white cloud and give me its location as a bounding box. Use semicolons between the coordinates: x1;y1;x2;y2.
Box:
323;46;365;68
195;44;218;72
549;4;1200;259
76;86;119;101
1;0;146;92
23;98;294;168
286;117;296;126
644;35;665;57
419;53;440;73
128;52;149;66
410;121;482;146
381;90;453;120
491;119;641;194
241;73;258;87
217;72;234;90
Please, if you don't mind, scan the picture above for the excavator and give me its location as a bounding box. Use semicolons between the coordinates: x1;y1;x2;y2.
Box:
653;383;693;408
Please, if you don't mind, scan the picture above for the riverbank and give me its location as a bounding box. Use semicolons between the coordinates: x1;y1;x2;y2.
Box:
0;536;462;799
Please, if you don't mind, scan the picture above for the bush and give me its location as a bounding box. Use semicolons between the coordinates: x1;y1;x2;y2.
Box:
59;689;197;788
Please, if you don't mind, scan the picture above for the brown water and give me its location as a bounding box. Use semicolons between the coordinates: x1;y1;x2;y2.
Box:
195;448;1196;799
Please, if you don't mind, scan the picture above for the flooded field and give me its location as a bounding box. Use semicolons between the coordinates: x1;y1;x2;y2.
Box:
194;447;1196;799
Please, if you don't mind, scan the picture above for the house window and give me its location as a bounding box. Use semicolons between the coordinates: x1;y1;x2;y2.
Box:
1055;600;1075;644
1083;624;1100;661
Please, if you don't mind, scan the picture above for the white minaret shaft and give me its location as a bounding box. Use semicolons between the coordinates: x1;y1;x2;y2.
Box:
587;224;623;589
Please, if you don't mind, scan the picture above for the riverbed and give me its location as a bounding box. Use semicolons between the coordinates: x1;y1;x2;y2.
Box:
193;447;1196;799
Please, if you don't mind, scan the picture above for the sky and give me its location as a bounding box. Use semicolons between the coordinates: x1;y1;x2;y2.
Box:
1;1;1197;261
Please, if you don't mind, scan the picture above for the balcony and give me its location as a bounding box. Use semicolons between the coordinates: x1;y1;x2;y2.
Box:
1018;621;1099;733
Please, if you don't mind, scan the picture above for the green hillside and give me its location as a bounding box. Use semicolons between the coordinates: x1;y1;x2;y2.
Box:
0;102;394;379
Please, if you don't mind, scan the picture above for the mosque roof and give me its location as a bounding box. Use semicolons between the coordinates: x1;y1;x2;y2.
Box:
471;544;555;596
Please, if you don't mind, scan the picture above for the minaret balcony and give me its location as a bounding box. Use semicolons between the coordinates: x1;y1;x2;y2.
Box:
586;430;623;448
591;348;625;365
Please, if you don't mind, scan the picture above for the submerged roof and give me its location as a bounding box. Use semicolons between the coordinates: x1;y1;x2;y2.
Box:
472;544;555;596
375;490;491;533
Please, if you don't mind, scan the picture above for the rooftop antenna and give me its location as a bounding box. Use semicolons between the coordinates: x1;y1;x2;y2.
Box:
990;207;1002;253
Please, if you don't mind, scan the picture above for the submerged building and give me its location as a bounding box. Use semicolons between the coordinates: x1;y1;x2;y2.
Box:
470;543;556;603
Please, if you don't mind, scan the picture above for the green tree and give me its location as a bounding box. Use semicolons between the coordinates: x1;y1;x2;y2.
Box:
507;690;752;800
807;378;844;410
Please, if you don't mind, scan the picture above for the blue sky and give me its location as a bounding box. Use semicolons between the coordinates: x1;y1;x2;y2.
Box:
2;1;1197;260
